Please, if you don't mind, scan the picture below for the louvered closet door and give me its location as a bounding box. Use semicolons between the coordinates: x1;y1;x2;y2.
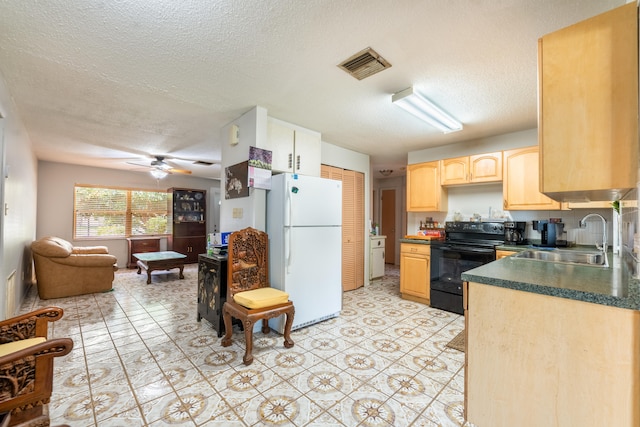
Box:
354;171;364;287
321;165;343;181
321;165;364;292
342;170;357;291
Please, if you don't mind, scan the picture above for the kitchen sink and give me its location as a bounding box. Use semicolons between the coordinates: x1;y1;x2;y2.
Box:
513;249;606;267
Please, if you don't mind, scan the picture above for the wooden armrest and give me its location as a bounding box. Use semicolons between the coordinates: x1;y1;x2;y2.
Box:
0;337;73;418
0;338;73;366
0;307;63;342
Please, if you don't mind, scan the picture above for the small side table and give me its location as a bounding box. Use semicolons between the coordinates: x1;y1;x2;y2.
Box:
134;251;187;284
197;254;228;336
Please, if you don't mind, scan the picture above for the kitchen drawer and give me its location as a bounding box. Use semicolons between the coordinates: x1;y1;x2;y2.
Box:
400;243;430;256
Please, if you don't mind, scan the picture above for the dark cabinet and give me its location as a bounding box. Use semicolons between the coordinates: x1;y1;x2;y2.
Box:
197;254;228;336
126;237;161;268
168;188;206;263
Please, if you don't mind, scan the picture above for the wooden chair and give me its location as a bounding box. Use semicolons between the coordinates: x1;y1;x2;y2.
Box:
221;227;294;365
0;307;73;426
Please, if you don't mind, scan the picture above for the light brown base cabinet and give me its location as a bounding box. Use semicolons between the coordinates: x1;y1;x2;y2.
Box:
399;243;430;304
464;281;640;426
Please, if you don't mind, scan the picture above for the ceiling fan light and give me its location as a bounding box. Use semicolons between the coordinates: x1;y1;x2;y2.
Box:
392;87;462;133
150;169;168;179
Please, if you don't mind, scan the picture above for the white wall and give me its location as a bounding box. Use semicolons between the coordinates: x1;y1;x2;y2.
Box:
37;161;219;267
0;74;39;319
408;128;537;164
219;106;267;233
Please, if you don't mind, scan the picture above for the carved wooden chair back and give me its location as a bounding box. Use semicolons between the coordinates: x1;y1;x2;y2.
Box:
227;227;270;300
221;227;295;365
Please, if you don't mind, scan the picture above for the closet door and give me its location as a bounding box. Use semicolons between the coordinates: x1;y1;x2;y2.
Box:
321;165;365;291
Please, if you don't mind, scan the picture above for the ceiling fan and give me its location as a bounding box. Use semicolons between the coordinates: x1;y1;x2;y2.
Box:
127;155;195;178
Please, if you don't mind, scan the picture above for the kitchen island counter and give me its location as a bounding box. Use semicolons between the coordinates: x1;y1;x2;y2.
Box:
462;251;639;310
463;252;640;426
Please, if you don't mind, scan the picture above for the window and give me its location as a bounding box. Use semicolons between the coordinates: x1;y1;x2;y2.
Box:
74;185;168;238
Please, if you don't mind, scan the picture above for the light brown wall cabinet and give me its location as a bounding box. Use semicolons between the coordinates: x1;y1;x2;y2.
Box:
406;161;447;212
399;243;430;304
503;147;561;211
321;165;364;291
265;118;321;176
538;3;638;202
441;152;502;186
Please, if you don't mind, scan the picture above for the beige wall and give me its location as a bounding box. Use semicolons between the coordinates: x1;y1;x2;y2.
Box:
37;161;219;268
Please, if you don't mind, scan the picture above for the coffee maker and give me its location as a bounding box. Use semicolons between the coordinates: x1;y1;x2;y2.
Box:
533;220;565;247
504;221;526;245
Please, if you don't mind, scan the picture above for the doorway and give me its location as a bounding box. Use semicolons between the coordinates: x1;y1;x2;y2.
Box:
381;188;396;264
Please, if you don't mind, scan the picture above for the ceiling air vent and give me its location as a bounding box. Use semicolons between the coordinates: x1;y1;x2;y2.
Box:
338;47;391;80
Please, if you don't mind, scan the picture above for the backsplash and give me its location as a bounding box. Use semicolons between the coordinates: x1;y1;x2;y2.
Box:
406;183;616;247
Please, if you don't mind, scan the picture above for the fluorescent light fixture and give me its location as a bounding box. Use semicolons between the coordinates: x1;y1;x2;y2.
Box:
392;87;462;133
150;169;168;179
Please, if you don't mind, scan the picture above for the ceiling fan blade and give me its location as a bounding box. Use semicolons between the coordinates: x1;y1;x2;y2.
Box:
126;161;152;169
167;168;192;175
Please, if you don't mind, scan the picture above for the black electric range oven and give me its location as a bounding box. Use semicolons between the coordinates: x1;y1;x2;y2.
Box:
430;221;505;315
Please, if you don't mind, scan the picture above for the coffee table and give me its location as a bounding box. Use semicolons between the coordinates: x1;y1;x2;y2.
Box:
133;251;187;284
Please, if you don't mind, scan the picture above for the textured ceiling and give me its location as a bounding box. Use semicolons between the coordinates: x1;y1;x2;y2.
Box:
0;0;626;179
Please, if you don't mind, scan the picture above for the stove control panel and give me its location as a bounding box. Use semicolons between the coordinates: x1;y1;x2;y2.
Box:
445;221;505;235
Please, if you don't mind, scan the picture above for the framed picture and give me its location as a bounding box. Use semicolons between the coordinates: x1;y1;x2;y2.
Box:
249;146;272;170
225;161;249;199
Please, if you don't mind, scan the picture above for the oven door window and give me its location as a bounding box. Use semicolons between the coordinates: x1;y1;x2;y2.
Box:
430;246;494;294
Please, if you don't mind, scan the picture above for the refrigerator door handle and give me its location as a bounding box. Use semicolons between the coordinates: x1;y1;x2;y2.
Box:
284;226;291;273
285;181;293;272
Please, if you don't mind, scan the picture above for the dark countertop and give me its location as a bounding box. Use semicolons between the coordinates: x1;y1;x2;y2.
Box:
198;253;228;261
399;238;438;244
462;251;640;310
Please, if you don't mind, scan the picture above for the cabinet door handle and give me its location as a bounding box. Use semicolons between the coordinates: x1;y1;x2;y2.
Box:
288;153;293;169
296;155;301;171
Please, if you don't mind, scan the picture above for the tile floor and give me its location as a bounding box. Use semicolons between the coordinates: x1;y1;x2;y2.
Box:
19;263;472;426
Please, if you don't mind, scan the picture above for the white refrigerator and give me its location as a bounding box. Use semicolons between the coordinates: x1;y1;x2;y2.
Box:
267;173;342;333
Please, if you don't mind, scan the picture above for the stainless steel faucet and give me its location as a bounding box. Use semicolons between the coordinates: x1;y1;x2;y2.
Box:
579;213;608;267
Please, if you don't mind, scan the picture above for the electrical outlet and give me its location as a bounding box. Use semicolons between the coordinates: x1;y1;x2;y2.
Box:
233;208;243;219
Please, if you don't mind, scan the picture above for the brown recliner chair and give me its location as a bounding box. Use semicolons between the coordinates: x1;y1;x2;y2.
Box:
31;236;118;299
0;307;73;426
